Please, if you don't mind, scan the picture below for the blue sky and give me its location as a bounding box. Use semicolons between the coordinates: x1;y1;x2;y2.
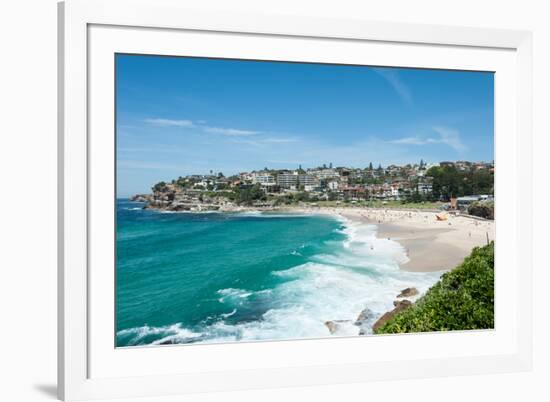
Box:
116;54;494;197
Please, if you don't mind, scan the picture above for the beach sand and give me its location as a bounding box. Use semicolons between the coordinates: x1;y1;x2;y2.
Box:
291;207;495;272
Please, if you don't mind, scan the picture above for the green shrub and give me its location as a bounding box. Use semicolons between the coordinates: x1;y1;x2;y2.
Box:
152;181;168;193
375;242;494;334
468;201;494;220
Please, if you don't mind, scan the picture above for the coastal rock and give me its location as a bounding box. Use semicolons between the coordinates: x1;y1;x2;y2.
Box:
397;287;419;298
354;308;374;326
393;300;412;309
130;194;151;203
325;321;339;334
372;300;413;332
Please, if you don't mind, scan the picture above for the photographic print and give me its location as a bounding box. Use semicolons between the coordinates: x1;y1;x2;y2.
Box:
115;55;494;347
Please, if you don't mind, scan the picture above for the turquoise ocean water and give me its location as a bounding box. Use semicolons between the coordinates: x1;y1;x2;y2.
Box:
116;199;440;347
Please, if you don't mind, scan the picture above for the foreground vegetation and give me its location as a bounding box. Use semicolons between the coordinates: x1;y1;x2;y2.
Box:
375;242;494;334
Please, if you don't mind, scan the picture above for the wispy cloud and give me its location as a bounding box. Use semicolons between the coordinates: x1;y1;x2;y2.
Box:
372;68;412;105
390;137;435;146
262;137;299;143
144;117;261;137
203;127;259;136
117;160;200;170
227;138;263;147
390;126;467;152
144;118;195;128
432;126;467;152
227;135;301;148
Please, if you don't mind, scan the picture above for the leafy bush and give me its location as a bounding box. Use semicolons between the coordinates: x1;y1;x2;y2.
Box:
234;184;266;205
152;181;168;193
294;192;310;202
468;201;494;220
375;242;494;334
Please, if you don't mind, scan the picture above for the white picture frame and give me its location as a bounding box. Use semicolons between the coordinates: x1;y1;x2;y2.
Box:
58;0;533;400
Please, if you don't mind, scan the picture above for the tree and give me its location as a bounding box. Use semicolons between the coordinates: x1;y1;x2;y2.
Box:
294;192;310;202
234;184;266;205
472;169;493;194
427;165;463;200
152;181;168;192
427;165;494;200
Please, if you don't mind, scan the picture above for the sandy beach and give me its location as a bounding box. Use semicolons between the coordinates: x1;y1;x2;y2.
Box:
289;206;494;272
154;202;494;273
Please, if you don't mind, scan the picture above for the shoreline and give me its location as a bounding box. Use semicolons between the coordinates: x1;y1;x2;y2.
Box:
335;208;494;272
249;205;494;273
239;207;495;273
125;200;494;273
118;201;493;340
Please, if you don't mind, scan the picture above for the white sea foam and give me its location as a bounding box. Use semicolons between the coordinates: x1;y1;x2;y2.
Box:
217;288;253;302
118;215;442;345
159;210;221;214
117;323;202;345
236;211;313;218
220;309;237;319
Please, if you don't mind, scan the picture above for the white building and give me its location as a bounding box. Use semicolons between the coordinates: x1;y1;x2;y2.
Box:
391;186;400;198
277;172;298;189
418;183;433;194
327;181;339;191
252;173;276;187
239;172;254;182
310;169;340;180
298;174;317;187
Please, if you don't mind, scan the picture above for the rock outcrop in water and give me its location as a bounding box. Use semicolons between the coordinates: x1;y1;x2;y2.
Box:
354;308;375;336
131;185;228;212
355;308;374;326
397;287;419;298
372;300;413;332
130;182;274;212
324;319;352;335
130;194;150;203
368;288;418;333
325;321;339;334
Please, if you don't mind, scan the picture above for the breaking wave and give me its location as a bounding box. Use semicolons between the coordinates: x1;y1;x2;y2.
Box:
117;214;442;346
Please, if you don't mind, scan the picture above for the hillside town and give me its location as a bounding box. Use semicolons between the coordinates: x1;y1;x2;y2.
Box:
131;160;494;214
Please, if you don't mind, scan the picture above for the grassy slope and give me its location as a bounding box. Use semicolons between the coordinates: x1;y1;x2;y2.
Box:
375;242;494;334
